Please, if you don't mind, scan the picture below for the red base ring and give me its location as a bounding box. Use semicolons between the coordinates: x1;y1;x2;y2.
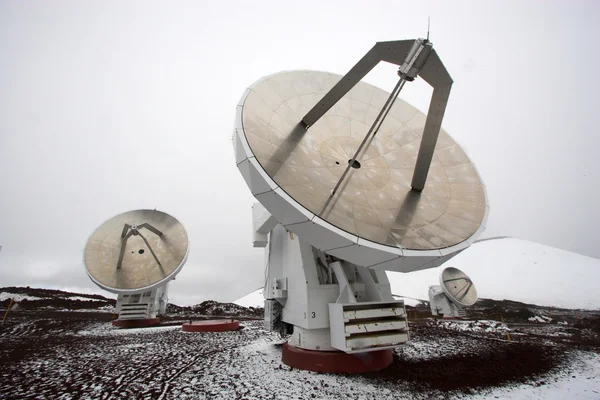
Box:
182;319;240;332
282;343;393;373
112;318;160;328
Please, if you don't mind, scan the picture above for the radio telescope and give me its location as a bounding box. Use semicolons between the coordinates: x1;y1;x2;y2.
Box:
234;38;489;372
83;209;189;328
428;267;478;318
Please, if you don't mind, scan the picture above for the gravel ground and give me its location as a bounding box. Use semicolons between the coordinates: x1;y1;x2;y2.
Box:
0;312;598;400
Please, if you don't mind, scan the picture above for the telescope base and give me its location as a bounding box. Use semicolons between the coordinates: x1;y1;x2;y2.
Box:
182;319;240;332
112;318;160;328
282;343;393;373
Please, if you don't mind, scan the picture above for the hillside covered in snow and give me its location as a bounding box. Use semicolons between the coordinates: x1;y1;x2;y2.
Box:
387;238;600;310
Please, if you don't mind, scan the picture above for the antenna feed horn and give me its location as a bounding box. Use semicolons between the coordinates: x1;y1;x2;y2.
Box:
397;38;433;81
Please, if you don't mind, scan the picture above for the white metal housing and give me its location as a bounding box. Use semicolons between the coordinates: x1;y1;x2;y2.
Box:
116;283;170;320
262;224;409;353
329;301;408;353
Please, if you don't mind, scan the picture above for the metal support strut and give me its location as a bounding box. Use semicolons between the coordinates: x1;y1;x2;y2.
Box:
116;223;164;270
301;38;452;194
319;77;406;216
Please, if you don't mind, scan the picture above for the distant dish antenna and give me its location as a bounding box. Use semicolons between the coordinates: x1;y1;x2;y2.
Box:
234;37;488;373
83;209;189;327
428;267;478;318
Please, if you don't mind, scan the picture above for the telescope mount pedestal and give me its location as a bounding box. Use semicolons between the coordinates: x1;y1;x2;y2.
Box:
260;223;409;373
112;283;170;328
428;285;467;319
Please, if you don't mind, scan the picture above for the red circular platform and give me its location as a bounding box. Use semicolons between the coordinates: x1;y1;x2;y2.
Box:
282;343;393;373
182;319;240;332
112;318;160;328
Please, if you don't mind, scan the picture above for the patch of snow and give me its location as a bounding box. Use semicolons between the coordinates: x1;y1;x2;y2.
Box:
234;288;264;308
233;337;399;399
437;319;511;333
528;316;553;323
0;292;48;302
398;335;475;361
76;324;180;337
61;296;101;302
69;306;114;312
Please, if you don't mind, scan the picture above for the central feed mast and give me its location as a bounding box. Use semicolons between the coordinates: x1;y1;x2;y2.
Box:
302;38;448;193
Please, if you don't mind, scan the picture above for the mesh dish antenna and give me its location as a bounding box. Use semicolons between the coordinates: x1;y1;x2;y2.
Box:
234;38;489;373
428;267;478;318
83;209;189;327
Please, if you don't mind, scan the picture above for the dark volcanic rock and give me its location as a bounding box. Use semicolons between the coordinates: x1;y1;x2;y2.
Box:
363;322;570;394
168;300;262;317
0;286;115;310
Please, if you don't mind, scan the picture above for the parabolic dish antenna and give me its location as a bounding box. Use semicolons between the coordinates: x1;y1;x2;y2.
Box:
235;38;490;373
440;266;478;307
429;266;478;318
84;209;189;294
235;69;488;270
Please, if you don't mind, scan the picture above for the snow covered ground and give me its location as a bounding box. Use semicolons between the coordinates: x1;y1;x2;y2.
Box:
436;319;511;334
1;312;598;399
472;352;599;400
529;315;553;323
64;296;101;302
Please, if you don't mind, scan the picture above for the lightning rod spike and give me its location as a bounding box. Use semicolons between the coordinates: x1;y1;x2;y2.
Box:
427;16;430;41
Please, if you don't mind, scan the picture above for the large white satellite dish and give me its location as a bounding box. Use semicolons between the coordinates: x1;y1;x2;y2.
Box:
234;38;488;373
83;209;189;327
428;267;478;318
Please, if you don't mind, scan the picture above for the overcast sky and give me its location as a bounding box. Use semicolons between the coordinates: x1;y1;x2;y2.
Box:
1;1;599;306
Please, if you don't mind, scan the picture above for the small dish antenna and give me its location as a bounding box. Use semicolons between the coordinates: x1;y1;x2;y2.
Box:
428;267;478;318
83;209;189;327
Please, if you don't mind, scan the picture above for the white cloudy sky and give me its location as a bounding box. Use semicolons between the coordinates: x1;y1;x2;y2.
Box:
1;1;599;306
